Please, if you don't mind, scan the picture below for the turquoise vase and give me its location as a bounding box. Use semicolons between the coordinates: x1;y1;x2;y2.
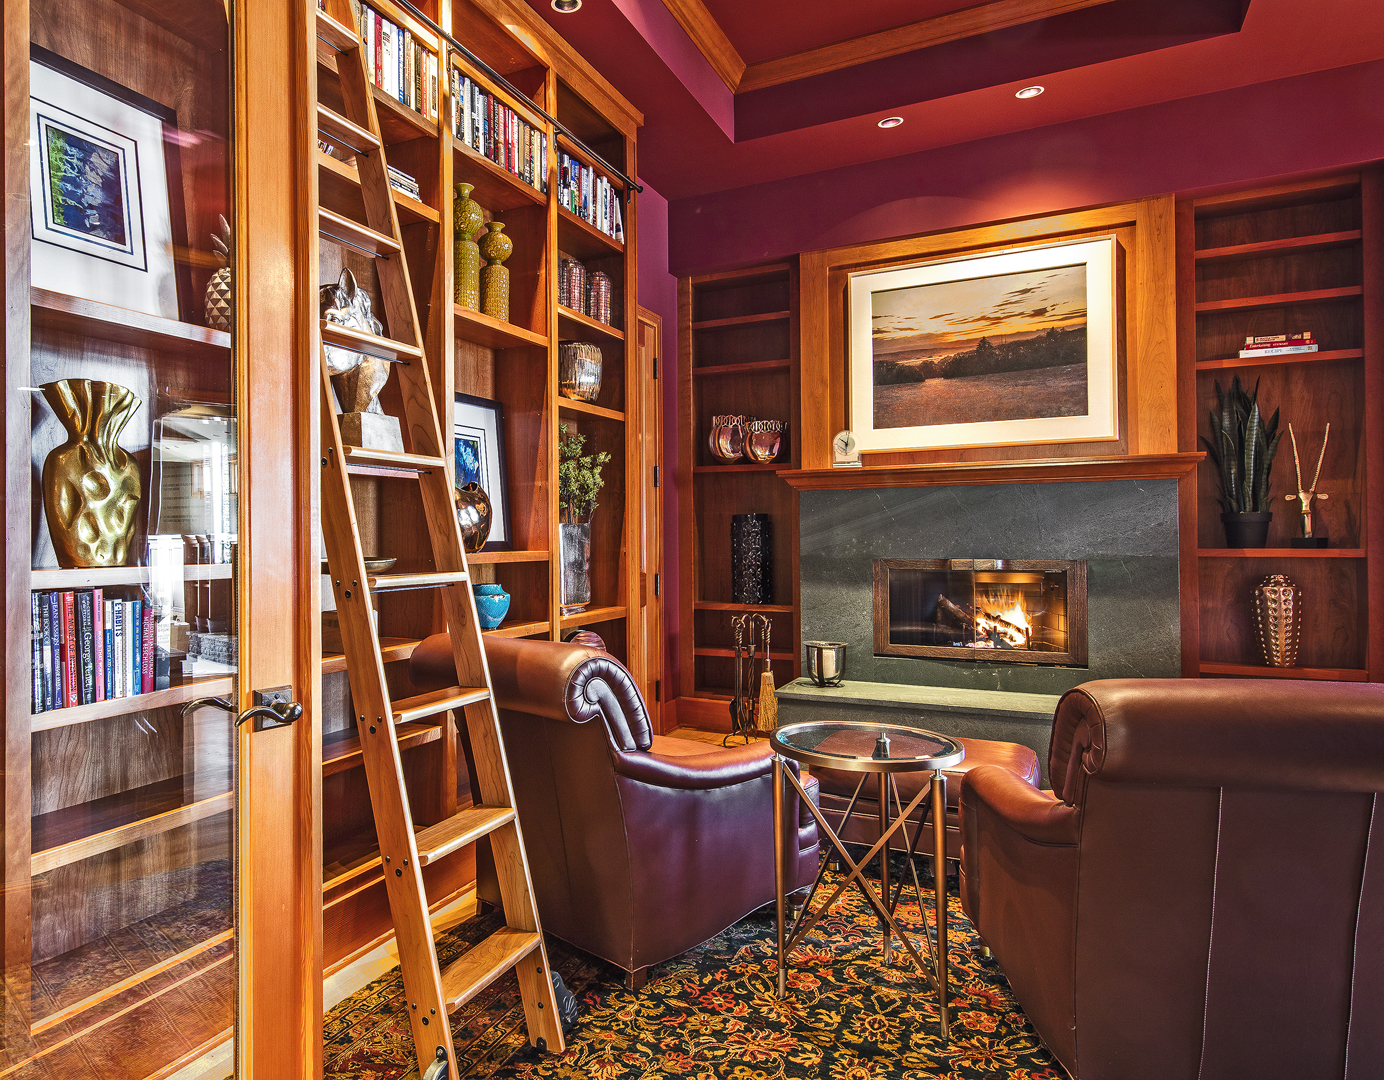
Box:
472;583;511;630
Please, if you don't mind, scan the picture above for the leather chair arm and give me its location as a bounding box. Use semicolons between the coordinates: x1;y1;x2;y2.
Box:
612;741;778;790
961;766;1079;846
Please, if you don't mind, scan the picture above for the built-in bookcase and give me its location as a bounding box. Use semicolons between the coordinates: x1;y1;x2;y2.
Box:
1178;172;1384;682
677;262;802;729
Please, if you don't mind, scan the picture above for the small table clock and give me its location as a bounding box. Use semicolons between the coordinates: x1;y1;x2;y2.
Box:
832;430;861;467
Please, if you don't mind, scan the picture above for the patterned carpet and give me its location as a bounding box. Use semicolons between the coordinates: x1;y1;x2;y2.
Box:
324;860;1062;1079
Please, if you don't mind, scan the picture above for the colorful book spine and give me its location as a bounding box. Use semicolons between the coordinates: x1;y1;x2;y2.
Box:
48;591;63;708
31;593;43;713
141;605;155;694
76;590;95;706
104;599;115;701
1238;344;1319;357
40;594;54;712
112;600;125;699
91;587;104;702
61;591;77;709
128;599;142;698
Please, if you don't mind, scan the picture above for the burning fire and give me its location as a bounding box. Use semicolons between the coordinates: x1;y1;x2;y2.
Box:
973;589;1031;649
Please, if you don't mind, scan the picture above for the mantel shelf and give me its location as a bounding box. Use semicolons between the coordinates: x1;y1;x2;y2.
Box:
778;454;1204;491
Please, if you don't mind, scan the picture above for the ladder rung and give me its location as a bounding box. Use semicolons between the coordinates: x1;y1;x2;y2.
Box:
368;570;468;593
316;103;380;156
315;8;358;59
342;446;445;472
440;929;542;1013
392;685;490;725
321;320;423;364
323;720;441;776
319;207;401;258
415;805;515;866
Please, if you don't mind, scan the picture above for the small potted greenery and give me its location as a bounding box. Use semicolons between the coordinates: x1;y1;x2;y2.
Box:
558;424;611;614
1200;375;1282;548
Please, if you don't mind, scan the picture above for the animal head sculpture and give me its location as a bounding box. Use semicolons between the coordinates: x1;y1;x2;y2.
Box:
320;267;391;415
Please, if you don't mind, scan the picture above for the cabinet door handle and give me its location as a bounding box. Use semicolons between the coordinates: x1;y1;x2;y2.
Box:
181;695;303;730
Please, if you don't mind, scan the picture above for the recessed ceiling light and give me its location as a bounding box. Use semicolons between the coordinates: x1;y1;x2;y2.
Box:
877;116;904;129
551;0;581;11
1015;85;1045;99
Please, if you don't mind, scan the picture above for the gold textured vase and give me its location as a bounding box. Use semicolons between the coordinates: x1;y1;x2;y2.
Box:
1253;574;1303;668
479;221;512;322
41;379;142;568
453;183;483;311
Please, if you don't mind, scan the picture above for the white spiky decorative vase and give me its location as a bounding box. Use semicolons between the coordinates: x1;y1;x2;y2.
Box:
204;214;232;332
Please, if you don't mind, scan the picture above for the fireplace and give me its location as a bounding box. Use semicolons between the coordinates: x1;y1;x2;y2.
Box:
873;559;1087;667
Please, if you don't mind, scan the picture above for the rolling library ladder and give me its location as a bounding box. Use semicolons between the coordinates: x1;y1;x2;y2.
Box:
314;1;563;1075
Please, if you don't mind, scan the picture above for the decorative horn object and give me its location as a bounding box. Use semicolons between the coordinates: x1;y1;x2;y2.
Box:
1285;422;1331;546
1253;574;1303;668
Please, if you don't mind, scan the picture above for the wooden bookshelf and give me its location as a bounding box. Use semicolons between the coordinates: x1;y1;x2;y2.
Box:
30;675;235;732
1178;171;1382;683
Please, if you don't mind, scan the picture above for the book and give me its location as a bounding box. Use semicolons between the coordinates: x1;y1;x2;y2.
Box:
1240;338;1315;350
1238;344;1319;357
1245;332;1314;344
112;599;125;698
76;590;95;706
32;593;44;713
141;605;155;694
39;594;54;712
48;592;63;708
61;591;77;709
128;599;142;698
104;599;114;700
92;588;104;702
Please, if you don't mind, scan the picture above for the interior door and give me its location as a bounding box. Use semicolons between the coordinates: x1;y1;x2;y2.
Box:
1;0;319;1076
636;309;666;729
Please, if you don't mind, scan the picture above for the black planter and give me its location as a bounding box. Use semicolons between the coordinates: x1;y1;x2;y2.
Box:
731;513;773;604
1222;511;1272;548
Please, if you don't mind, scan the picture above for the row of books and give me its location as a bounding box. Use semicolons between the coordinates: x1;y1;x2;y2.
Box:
450;71;548;194
1238;332;1319;358
387;164;420;200
346;0;439;122
31;590;161;713
558;154;624;243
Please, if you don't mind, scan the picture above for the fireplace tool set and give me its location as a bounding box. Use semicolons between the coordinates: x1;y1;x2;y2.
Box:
726;612;775;745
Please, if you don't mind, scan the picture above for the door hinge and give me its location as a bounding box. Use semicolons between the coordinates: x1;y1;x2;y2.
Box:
652;356;658;379
654;573;660;597
653;465;660;489
654;679;661;703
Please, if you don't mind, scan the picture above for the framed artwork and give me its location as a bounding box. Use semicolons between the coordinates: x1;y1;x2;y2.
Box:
848;236;1121;453
453;393;512;551
28;45;188;321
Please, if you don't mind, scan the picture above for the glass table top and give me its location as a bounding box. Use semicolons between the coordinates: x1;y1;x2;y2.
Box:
771;720;965;773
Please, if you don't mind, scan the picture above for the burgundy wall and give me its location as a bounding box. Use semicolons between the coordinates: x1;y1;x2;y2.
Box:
635;179;681;713
653;58;1384;715
667;59;1384;275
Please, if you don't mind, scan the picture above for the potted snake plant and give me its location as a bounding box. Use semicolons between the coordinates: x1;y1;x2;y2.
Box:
558;424;611;615
1200;375;1282;548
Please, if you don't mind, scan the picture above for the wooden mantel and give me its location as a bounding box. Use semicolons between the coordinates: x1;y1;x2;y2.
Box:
776;453;1204;491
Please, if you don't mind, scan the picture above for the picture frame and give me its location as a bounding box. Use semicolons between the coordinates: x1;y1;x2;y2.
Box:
28;45;189;322
848;236;1121;454
453;393;512;551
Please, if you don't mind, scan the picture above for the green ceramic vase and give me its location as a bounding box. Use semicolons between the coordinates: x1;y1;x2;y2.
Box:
453;183;483;311
479;221;512;323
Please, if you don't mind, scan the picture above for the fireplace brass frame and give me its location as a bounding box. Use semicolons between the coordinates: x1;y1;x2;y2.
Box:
872;559;1088;666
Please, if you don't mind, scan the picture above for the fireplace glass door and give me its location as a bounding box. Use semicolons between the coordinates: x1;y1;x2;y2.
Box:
874;559;1087;666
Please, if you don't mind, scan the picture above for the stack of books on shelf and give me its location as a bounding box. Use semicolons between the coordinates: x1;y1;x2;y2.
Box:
387;164;420;200
559;154;623;242
450;70;548;194
558;256;614;324
31;589;166;713
1238;332;1318;358
345;0;439;122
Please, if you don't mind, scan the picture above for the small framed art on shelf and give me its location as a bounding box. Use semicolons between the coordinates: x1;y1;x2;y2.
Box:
453;392;512;551
28;45;188;321
847;236;1121;453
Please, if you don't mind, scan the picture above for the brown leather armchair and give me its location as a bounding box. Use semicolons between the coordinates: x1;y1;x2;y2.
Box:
960;679;1384;1080
411;634;820;988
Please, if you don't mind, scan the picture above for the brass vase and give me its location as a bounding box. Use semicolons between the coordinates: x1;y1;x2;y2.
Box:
479;221;512;322
1253;574;1303;667
41;379;142;568
453;183;483;311
455;482;493;553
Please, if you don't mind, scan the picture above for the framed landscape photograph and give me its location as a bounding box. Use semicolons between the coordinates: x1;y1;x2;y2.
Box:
848;236;1120;453
28;45;186;321
453;393;512;551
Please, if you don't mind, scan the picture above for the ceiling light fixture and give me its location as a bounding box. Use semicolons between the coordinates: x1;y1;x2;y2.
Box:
551;0;581;11
878;116;904;129
1015;85;1045;99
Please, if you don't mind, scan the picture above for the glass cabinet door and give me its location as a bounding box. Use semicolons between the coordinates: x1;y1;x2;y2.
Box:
6;2;241;1075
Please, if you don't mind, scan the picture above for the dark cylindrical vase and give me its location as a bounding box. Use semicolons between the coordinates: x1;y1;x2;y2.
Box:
731;513;773;604
1222;511;1273;548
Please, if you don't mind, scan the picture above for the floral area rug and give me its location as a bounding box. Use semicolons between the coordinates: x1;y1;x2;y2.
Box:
324;860;1062;1079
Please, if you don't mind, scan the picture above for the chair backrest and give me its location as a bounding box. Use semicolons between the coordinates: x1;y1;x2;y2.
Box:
1051;679;1384;1079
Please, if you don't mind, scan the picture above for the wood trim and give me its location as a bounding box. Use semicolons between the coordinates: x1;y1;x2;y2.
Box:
1132;195;1177;455
777;453;1203;491
658;0;746;92
1363;166;1383;680
1175;198;1200;679
737;0;1119;94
